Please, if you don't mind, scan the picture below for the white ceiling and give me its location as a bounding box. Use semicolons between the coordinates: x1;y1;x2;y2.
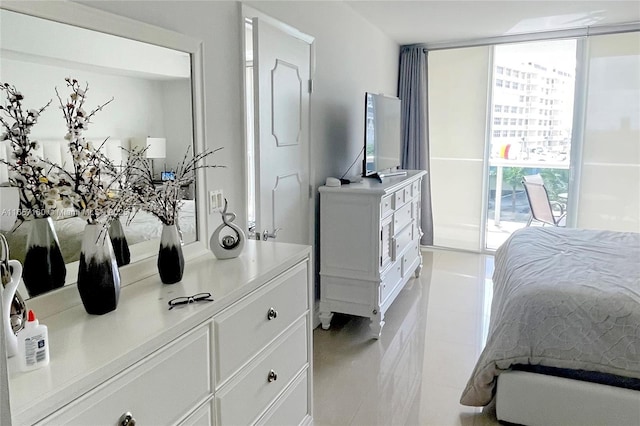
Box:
345;1;640;45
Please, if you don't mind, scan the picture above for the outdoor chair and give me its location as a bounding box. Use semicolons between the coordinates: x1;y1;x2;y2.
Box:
523;173;544;184
522;179;566;226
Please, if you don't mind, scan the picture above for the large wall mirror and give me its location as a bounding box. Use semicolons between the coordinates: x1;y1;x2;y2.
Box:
0;3;206;302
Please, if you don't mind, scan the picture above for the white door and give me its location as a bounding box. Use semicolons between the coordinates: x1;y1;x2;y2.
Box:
252;18;311;245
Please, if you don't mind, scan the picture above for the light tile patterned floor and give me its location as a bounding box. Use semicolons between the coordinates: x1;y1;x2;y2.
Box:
313;249;499;426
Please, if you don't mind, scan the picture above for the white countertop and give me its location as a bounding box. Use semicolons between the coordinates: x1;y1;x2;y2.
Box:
318;170;426;195
8;240;311;425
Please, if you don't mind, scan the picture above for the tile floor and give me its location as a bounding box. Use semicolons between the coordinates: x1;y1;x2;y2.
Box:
313;249;499;426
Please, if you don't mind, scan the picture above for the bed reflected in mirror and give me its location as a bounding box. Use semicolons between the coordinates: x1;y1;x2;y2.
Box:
0;8;198;299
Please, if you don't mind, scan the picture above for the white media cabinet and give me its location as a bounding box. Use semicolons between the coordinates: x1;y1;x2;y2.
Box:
318;170;426;338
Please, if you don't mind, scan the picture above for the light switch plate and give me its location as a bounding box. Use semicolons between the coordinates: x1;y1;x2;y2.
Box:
209;190;224;213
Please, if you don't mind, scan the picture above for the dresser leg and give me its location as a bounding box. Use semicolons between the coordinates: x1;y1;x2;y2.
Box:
414;263;422;278
369;311;385;339
319;310;333;330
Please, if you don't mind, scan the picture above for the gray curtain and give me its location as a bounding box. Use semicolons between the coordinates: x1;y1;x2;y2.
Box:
399;46;433;245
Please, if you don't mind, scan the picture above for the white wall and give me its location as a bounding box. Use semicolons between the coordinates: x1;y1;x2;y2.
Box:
79;1;400;240
0;58;168;143
161;79;195;169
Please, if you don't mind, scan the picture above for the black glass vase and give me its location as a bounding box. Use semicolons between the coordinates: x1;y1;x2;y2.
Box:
109;217;130;267
22;217;66;297
77;224;120;315
158;224;184;284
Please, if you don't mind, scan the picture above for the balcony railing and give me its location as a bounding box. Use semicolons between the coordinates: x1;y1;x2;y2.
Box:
490;158;569;226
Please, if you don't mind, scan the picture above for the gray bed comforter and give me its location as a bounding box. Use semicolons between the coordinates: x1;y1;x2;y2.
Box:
461;227;640;406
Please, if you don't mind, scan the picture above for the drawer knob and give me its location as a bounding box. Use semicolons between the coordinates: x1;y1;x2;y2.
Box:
119;412;136;426
267;307;278;320
267;369;278;382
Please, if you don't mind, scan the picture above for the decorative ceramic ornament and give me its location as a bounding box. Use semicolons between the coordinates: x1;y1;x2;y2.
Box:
210;199;245;260
1;251;23;357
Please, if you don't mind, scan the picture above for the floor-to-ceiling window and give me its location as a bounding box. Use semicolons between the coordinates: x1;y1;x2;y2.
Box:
578;31;640;232
427;28;639;252
485;40;577;249
429;46;490;251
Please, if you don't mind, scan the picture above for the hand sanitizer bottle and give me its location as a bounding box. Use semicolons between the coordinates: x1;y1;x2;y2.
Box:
18;310;49;372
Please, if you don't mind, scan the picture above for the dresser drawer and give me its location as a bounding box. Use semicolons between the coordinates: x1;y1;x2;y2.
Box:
394;202;413;232
402;242;420;277
214;262;308;387
403;185;412;202
256;370;310;426
394;222;414;256
216;318;308;426
39;325;211;426
381;194;393;218
394;189;404;208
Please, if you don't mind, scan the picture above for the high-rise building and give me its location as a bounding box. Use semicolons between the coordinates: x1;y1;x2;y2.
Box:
490;59;575;161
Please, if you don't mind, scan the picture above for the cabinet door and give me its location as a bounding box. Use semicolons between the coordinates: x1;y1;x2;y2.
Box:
380;216;393;269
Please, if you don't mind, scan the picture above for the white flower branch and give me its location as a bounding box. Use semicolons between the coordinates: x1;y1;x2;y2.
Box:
0;82;61;226
130;145;224;226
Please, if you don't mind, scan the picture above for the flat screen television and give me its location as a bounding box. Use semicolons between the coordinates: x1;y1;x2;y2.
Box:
362;92;402;177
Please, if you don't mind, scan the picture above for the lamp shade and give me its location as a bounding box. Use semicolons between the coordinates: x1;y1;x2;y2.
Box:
0;187;19;231
131;137;166;159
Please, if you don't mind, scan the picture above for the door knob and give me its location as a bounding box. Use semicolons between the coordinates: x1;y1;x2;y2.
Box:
262;227;282;241
267;307;278;320
119;412;136;426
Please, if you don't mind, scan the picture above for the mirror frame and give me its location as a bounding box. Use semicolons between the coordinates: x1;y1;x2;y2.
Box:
1;1;210;317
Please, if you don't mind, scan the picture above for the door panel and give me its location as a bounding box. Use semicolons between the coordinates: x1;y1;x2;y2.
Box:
272;59;302;147
252;18;310;245
272;173;304;243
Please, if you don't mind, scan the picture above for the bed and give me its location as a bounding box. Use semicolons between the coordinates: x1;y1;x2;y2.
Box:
461;227;640;424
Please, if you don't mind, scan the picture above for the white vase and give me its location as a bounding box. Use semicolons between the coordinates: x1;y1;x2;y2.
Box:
77;224;120;315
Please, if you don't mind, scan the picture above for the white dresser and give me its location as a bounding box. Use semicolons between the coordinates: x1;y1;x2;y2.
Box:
318;170;426;338
7;240;313;426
